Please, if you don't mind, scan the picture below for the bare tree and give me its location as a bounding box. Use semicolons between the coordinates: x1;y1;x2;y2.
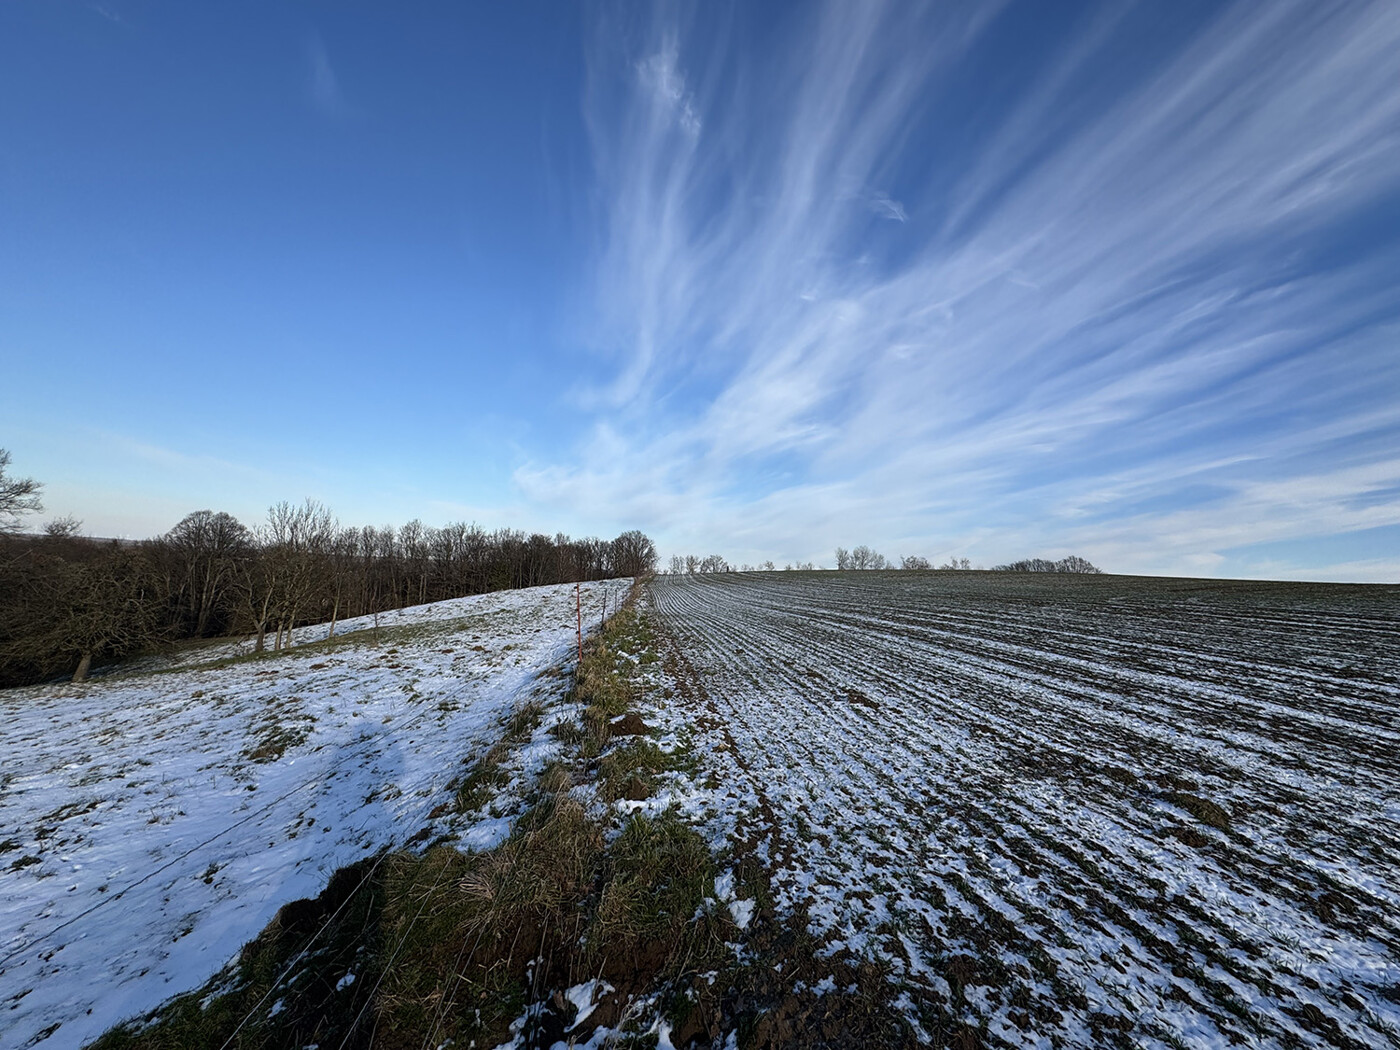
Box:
43;516;83;538
232;500;336;652
900;555;931;570
1057;555;1101;574
3;546;163;682
610;530;658;577
835;547;851;570
234;527;277;652
850;545;888;570
322;526;360;638
399;519;430;605
264;500;336;649
0;449;43;534
164;510;250;637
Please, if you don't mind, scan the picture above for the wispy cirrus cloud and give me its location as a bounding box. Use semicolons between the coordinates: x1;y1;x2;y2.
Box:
522;0;1400;578
866;193;907;223
306;35;345;116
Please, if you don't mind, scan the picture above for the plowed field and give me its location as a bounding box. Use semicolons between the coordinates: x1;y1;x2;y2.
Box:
648;572;1400;1049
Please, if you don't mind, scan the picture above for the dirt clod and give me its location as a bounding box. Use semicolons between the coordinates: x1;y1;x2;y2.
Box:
1165;825;1210;848
609;712;651;736
845;689;878;708
1171;792;1231;830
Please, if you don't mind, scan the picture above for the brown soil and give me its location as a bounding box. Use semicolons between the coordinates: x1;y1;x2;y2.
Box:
610;712;651;736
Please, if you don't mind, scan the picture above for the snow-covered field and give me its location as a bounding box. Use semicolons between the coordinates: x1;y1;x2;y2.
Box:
647;572;1400;1049
0;580;626;1049
5;571;1397;1049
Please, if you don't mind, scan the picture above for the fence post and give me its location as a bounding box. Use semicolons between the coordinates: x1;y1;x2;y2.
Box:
576;582;582;663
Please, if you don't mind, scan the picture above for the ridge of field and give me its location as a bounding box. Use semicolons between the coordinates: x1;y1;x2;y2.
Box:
0;580;627;1050
647;571;1400;1049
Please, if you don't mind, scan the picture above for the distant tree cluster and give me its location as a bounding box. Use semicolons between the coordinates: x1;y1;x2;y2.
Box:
0;450;656;686
666;554;732;574
665;546;983;572
835;545;889;570
992;555;1102;574
664;556;818;573
836;547;976;570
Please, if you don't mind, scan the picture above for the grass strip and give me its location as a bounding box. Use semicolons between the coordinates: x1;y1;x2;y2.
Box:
91;585;924;1050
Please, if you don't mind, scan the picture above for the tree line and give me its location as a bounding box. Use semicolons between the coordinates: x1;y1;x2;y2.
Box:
830;546;974;570
0;451;656;686
665;555;820;573
991;556;1101;574
664;548;975;572
663;546;1100;574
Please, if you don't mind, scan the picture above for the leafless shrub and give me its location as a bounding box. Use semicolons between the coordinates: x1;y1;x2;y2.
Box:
993;555;1102;573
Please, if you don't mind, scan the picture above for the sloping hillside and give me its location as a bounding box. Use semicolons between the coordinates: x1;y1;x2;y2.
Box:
0;581;626;1049
7;571;1398;1049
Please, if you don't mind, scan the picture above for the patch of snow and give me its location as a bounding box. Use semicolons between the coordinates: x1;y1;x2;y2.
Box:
562;978;614;1032
713;870;735;901
728;897;755;930
0;580;630;1048
652;1017;678;1050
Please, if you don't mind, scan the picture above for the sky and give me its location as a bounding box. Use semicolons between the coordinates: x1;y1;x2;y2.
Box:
2;1;1398;581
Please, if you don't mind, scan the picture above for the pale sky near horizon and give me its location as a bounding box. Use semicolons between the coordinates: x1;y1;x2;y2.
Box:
3;1;1398;581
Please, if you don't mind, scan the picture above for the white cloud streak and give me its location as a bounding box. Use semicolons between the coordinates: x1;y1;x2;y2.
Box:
522;0;1400;578
307;35;344;116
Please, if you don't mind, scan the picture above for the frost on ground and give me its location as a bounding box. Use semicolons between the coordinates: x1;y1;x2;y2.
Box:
648;572;1400;1049
0;580;626;1050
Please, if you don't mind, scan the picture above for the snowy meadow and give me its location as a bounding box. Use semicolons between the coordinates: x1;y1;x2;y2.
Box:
0;581;626;1049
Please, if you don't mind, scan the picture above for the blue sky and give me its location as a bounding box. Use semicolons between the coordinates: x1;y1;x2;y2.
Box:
3;1;1398;581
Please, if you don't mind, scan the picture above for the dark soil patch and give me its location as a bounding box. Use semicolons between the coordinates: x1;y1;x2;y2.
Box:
1170;792;1232;830
610;712;651;736
1103;766;1140;788
1165;825;1211;848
